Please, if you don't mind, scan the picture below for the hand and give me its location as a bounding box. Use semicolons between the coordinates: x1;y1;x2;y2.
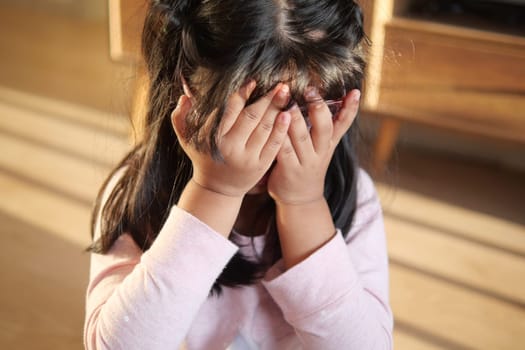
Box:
267;88;361;205
171;81;292;198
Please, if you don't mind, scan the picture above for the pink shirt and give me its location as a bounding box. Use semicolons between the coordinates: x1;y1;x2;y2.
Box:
83;168;393;349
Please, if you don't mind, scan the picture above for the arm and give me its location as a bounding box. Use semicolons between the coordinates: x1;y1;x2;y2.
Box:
275;197;335;269
85;82;292;349
84;176;239;349
262;169;393;349
265;89;393;349
268;88;361;269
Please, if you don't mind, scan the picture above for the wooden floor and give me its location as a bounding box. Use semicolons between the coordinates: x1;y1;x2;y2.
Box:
1;4;524;350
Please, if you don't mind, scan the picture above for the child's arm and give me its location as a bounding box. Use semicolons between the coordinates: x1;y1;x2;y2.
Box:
84;206;238;350
268;88;362;269
172;82;291;237
85;82;291;349
265;89;393;349
263;168;392;349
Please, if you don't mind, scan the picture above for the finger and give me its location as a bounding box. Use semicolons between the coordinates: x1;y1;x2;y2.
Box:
259;111;292;164
220;80;257;136
305;88;334;153
276;134;300;166
332;89;360;143
171;95;192;144
246;84;290;152
287;104;315;164
224;84;282;145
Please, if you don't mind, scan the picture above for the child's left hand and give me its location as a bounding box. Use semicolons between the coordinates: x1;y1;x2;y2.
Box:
267;88;361;205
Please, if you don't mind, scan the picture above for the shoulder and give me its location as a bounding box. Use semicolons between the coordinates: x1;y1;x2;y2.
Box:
92;165;129;242
356;167;379;206
94;145;141;220
101;166;128;206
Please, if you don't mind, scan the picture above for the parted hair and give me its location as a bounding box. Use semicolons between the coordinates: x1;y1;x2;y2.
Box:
89;0;368;294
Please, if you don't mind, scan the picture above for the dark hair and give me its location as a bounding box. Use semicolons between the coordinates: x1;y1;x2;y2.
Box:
89;0;368;294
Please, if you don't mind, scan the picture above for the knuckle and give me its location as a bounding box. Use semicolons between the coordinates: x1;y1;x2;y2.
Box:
282;145;295;155
267;138;282;150
223;105;237;118
242;108;259;122
291;113;303;123
298;133;310;143
260;120;274;132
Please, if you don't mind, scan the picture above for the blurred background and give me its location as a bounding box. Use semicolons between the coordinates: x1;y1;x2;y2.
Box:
0;0;524;349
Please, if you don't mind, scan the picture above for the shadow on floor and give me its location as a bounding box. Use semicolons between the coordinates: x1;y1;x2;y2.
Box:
0;211;89;350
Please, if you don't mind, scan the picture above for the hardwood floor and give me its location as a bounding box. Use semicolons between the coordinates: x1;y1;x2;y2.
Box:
378;153;525;349
0;3;134;114
0;4;524;350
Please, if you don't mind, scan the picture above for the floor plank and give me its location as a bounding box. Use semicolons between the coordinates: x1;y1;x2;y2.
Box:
0;171;91;247
380;147;525;225
0;3;134;113
385;213;525;304
0;87;131;137
391;264;525;350
0;211;88;350
0;131;110;203
378;185;525;256
0;99;128;168
394;330;446;350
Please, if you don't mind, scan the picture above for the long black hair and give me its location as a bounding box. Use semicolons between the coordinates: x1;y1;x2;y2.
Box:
89;0;368;294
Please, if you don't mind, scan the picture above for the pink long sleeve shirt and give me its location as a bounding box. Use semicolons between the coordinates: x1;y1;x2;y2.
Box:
83;168;393;349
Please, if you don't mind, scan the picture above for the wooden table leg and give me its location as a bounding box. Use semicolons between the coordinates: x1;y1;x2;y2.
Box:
130;64;148;142
373;117;401;175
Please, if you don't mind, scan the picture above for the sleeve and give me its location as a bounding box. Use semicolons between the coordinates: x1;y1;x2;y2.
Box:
261;168;393;350
83;172;239;350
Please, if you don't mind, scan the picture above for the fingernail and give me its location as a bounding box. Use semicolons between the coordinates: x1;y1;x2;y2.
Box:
352;90;361;103
288;103;299;112
280;112;291;124
278;84;289;99
246;80;256;95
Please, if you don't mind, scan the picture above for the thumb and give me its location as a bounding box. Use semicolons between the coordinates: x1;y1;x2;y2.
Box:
171;95;191;140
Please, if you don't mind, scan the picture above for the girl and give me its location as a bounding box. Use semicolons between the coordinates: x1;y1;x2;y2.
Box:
84;0;393;349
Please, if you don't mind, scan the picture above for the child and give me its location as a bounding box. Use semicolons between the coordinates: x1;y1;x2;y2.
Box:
84;0;393;349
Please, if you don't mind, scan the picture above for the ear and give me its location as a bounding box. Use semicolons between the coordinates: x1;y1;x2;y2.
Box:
171;95;191;141
180;75;194;99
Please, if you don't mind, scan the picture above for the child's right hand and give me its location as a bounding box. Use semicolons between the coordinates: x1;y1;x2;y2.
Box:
171;81;291;198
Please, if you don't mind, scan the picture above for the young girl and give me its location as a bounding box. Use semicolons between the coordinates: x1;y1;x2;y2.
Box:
84;0;393;349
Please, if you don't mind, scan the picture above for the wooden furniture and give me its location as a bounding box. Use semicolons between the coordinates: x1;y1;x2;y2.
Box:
109;0;146;62
109;0;148;139
361;0;525;173
109;0;525;170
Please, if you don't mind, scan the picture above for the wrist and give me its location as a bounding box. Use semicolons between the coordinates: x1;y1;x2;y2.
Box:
191;173;250;198
177;179;244;237
190;178;246;199
273;194;325;208
275;197;332;222
275;197;336;269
